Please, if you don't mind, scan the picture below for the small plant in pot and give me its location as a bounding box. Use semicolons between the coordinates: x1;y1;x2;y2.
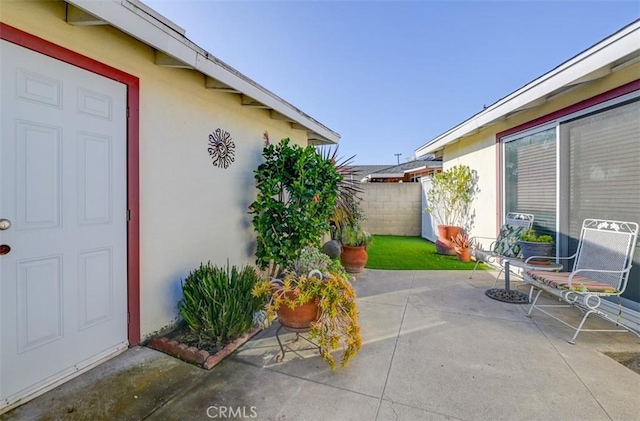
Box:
252;247;361;369
339;223;372;274
518;229;554;265
451;232;475;262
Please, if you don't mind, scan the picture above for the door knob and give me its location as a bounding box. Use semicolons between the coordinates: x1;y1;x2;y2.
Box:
0;219;10;230
0;245;10;255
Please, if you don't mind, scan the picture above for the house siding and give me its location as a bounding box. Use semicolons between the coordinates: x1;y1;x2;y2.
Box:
2;1;310;338
441;63;640;247
439;64;640;310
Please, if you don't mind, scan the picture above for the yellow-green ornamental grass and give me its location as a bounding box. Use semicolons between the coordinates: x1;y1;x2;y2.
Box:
252;272;362;370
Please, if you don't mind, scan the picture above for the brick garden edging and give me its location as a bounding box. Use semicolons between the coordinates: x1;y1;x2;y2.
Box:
147;327;261;370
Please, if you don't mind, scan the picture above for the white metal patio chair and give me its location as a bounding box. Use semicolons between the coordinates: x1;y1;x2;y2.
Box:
469;212;534;287
524;218;640;344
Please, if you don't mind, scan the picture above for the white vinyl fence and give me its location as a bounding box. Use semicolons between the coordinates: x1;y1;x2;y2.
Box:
421;178;438;243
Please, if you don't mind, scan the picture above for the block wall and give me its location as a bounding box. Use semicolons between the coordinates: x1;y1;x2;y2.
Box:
360;183;422;236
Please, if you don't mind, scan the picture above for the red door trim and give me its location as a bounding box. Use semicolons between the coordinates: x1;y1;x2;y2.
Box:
494;79;640;235
1;23;141;345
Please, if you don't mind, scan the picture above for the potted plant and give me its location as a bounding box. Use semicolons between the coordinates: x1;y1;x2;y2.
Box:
451;232;475;262
249;136;342;277
339;223;372;274
318;146;363;240
425;165;479;255
252;247;361;369
518;228;554;265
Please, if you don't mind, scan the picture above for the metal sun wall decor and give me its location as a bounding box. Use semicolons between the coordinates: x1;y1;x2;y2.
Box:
208;128;236;169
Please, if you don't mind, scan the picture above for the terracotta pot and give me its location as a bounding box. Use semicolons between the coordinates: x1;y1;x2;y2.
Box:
456;247;472;262
274;289;320;329
436;225;461;255
340;245;368;274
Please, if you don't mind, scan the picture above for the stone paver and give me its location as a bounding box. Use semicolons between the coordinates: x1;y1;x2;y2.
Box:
5;269;639;421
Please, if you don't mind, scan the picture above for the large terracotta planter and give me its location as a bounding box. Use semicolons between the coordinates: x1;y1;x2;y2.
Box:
274;289;320;329
456;247;472;262
436;225;461;255
341;245;368;274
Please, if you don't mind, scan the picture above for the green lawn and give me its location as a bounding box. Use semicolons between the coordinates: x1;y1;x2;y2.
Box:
365;235;486;270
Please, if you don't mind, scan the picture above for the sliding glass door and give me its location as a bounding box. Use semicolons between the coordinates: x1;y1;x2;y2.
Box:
560;99;640;306
502;96;640;309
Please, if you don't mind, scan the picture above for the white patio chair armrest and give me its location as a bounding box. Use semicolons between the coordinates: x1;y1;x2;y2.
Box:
551;254;578;261
470;236;497;241
469;236;498;251
569;267;631;278
524;253;577;264
564;267;632;291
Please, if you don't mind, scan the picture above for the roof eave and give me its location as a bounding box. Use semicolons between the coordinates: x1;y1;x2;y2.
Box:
415;20;640;157
368;173;404;178
67;0;339;144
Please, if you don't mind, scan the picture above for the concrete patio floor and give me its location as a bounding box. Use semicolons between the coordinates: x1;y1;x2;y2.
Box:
5;269;640;421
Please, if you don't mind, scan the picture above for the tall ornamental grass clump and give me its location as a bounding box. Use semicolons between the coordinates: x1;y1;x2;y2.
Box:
179;262;264;345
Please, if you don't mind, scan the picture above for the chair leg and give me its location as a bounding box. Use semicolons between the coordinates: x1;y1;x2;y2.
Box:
526;290;543;317
492;268;504;288
569;309;596;344
469;260;481;279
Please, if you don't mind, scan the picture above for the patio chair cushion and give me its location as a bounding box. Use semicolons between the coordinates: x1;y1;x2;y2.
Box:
493;225;526;258
526;271;618;293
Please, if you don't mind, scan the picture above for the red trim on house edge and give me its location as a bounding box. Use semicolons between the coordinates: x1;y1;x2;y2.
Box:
1;23;142;346
493;79;640;234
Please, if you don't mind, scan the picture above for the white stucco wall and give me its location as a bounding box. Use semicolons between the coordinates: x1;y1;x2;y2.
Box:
2;1;315;337
439;61;640;249
441;135;497;249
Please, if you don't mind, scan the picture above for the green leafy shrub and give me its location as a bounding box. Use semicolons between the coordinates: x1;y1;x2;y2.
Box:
179;262;264;345
249;137;342;275
520;228;554;243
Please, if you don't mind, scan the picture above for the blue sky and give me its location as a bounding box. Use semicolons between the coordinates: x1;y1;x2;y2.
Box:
145;0;639;165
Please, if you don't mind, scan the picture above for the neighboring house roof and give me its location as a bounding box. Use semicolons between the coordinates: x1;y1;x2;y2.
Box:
350;165;394;180
363;158;442;180
67;0;339;145
415;19;640;156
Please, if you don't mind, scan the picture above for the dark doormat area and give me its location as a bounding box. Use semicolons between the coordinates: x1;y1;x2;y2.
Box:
604;352;640;375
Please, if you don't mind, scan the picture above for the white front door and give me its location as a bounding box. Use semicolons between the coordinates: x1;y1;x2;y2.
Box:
1;40;128;409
